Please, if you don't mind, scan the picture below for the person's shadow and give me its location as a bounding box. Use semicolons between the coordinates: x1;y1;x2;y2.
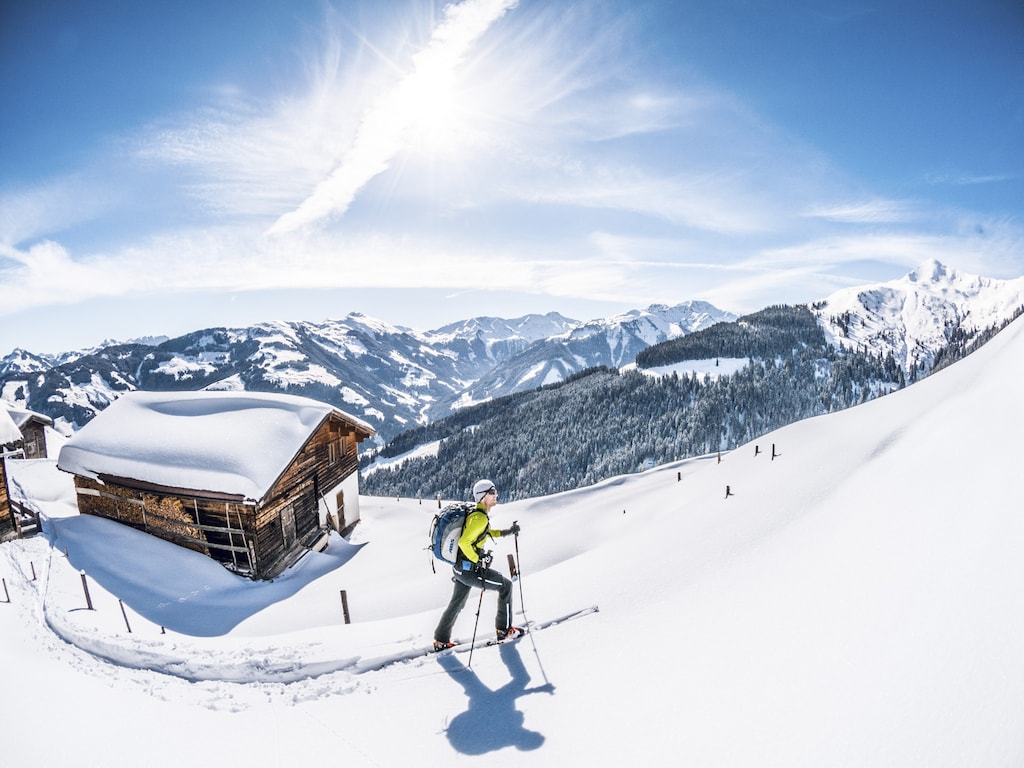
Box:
437;642;555;754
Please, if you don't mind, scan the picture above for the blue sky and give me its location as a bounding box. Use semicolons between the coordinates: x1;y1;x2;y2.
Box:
1;0;1022;354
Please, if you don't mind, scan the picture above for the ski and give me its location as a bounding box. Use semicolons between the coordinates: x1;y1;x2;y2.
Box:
433;604;599;655
354;605;599;673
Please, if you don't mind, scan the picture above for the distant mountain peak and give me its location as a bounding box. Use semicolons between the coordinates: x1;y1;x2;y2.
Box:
813;261;1024;376
907;258;951;283
425;312;579;345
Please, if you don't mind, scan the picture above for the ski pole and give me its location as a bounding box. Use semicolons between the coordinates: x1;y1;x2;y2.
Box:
513;529;551;687
514;527;527;617
467;577;486;668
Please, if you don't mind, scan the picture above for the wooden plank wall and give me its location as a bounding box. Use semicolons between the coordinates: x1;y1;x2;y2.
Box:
0;460;14;540
253;417;362;578
22;423;47;459
74;478;256;573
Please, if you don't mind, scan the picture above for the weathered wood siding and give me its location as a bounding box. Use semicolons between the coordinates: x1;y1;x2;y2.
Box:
0;460;13;541
21;423;47;459
73;478;258;572
253;416;362;578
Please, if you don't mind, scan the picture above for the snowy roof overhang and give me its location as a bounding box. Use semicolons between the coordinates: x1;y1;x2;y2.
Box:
7;406;54;429
56;390;375;502
0;408;22;445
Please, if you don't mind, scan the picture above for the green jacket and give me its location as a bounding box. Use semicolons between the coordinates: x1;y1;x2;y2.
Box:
457;504;506;565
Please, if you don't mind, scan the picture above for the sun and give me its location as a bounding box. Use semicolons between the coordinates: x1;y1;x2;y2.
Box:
401;51;464;156
268;0;520;234
384;0;519;160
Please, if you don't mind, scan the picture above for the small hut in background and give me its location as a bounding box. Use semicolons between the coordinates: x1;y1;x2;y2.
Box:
57;390;376;579
3;404;53;459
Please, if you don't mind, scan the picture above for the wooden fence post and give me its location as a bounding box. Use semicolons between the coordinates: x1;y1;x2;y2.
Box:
340;590;351;624
119;599;132;633
80;571;94;610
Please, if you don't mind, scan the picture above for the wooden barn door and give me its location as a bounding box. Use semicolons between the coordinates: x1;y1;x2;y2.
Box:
280;503;296;548
335;490;346;531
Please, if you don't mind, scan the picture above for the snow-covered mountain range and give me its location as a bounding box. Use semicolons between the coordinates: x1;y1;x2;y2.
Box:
0;302;734;440
1;260;1022;443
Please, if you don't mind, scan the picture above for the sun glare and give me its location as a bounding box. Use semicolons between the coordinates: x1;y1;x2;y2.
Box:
388;0;520;158
267;0;518;235
401;51;463;155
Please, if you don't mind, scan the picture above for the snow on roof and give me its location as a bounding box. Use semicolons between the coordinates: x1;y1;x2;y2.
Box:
0;407;21;445
57;390;375;501
2;401;53;429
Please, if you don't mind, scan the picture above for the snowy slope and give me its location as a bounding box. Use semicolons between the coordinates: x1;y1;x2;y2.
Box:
1;315;1023;766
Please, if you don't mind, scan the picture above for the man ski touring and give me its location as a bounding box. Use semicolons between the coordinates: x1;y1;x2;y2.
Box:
433;479;522;651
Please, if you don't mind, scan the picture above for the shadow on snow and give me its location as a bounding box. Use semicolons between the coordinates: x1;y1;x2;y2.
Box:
45;514;363;636
436;642;555;755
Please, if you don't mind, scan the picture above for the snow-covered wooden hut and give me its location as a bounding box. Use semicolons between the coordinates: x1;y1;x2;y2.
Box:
3;404;53;459
57;390;376;579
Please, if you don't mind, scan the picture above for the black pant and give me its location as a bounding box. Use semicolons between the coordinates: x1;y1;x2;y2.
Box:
434;565;513;643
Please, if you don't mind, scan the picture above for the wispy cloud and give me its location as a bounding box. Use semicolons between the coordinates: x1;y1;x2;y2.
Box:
134;71;366;220
516;164;785;234
750;226;1024;283
925;171;1016;186
0;240;126;311
803;198;919;224
0;174;118;247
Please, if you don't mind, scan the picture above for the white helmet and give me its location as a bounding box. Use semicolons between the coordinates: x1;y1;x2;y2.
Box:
472;479;496;502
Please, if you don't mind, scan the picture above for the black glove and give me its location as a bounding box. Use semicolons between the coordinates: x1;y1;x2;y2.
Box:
478;551;493;569
508;522;521;536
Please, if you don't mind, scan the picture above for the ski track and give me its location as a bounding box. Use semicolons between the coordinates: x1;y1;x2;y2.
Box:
3;536;594;713
1;540;365;712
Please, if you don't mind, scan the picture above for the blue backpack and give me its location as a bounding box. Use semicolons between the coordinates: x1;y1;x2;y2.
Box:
429;502;476;567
